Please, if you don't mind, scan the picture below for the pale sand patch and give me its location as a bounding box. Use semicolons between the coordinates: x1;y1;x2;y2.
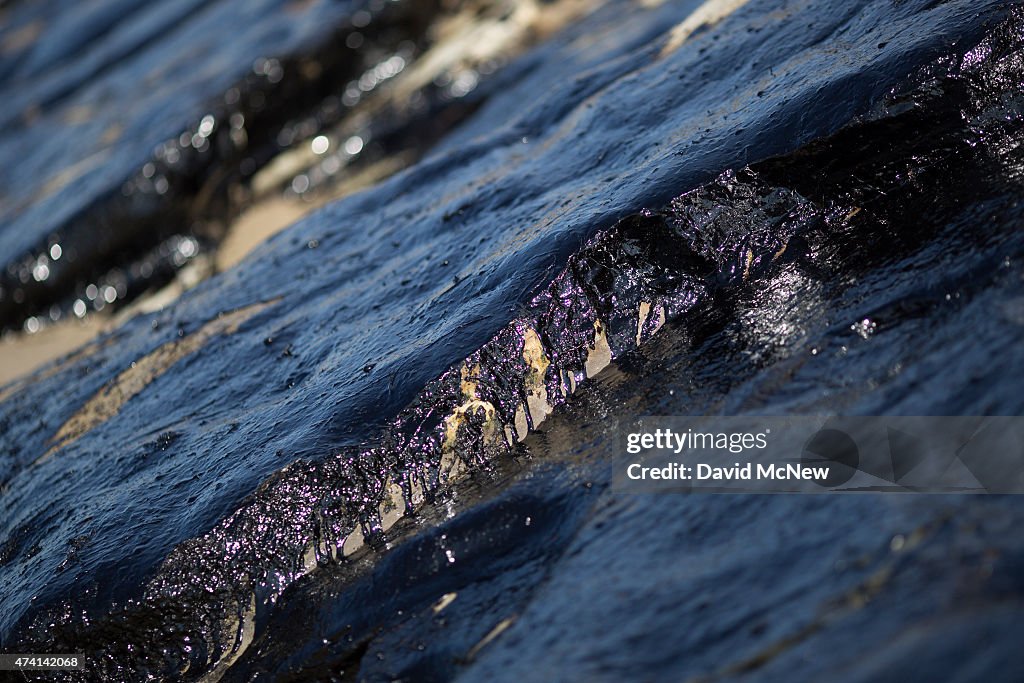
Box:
385;0;601;104
0;317;107;389
0;255;215;388
37;298;278;463
216;196;308;271
230;155;411;270
0;195;302;390
658;0;752;56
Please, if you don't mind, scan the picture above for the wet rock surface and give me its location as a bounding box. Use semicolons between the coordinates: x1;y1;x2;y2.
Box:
2;0;1024;680
1;0;352;330
0;0;555;335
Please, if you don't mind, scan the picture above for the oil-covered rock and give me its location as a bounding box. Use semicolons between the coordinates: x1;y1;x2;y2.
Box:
1;1;1023;681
